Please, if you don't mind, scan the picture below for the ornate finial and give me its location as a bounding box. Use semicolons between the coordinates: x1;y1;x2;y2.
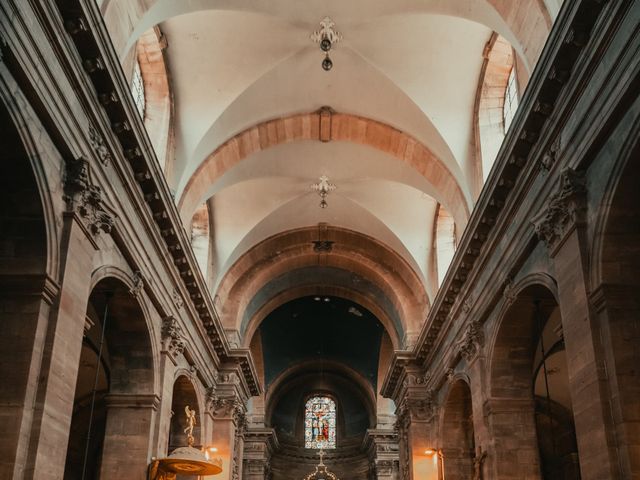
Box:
310;176;337;209
318;449;325;465
184;405;197;446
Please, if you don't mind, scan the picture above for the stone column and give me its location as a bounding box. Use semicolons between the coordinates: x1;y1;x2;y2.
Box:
0;275;58;480
208;372;248;480
394;366;438;480
242;427;278;480
17;158;115;480
591;284;640;478
533;168;619;479
484;397;540;479
154;316;187;456
24;210;102;480
99;393;160;480
364;429;399;480
459;321;491;480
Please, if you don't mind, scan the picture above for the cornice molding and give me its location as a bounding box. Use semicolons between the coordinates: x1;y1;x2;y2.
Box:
54;0;260;396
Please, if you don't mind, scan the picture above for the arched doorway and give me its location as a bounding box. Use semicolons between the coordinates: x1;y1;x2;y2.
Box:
489;284;579;479
0;97;49;477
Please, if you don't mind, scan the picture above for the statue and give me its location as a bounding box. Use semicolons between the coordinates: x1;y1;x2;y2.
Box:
184;405;197;446
473;447;487;480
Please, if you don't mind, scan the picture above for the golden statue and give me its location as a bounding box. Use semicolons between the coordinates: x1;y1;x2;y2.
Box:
184;405;197;446
148;405;222;479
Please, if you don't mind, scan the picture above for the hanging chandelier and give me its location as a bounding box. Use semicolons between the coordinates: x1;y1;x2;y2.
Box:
310;17;342;71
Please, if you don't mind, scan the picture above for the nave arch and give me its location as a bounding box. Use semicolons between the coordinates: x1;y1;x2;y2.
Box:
214;226;428;348
178;112;471;232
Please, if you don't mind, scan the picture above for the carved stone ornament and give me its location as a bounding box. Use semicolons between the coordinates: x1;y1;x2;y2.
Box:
64;157;114;235
458;321;485;362
129;270;144;297
396;392;436;425
445;368;455;383
462;295;474;313
540;137;561;172
502;276;517;306
172;288;184;309
88;126;112;166
532;168;586;253
161;316;186;357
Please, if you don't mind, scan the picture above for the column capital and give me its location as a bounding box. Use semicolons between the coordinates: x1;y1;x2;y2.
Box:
532;167;586;256
161;315;186;361
457;320;485;363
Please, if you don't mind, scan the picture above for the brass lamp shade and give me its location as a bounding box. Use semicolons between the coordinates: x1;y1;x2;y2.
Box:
158;446;223;476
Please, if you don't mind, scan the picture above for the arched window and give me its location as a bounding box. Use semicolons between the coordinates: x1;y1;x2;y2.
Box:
503;66;519;133
304;396;336;449
131;59;145;118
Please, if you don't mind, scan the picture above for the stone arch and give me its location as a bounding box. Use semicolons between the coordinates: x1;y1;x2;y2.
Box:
0;90;54;479
488;282;579;479
215;227;428;347
64;276;157;480
440;379;475;480
178;112;470;230
589;123;640;478
169;375;204;451
242;286;401;350
0;75;57;277
434;204;457;288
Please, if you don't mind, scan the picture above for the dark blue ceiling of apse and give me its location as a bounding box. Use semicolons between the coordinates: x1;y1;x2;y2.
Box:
259;296;384;389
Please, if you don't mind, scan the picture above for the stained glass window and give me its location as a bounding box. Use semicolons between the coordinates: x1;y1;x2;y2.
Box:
304;396;336;449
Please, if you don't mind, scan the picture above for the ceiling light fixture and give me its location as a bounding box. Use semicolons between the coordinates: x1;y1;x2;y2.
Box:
310;175;336;209
311;17;342;71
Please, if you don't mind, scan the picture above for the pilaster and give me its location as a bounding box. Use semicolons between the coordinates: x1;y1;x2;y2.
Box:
364;429;399;480
532;168;620;479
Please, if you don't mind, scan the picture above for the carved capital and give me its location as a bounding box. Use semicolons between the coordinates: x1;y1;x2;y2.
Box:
458;321;485;362
532;168;586;254
64;157;114;235
161;316;185;357
396;390;437;426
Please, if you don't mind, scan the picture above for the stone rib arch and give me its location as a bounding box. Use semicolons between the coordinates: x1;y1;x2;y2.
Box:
178;112;471;230
216;226;428;347
242;285;401;350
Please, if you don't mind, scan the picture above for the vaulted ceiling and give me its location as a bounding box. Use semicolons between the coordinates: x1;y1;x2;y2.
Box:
99;0;558;349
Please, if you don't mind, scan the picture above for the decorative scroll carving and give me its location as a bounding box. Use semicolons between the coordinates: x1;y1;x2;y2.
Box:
88;126;112;166
161;316;185;356
458;321;485;362
64;157;114;235
532;168;586;252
